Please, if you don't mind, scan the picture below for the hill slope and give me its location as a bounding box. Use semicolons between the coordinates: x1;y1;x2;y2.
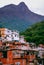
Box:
0;2;44;31
20;21;44;45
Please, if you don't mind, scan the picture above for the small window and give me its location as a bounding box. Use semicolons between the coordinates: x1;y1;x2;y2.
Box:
15;34;17;37
11;35;13;37
2;51;7;58
22;45;23;47
0;31;1;37
15;62;20;65
12;37;14;40
26;51;29;55
7;35;9;37
21;54;24;58
7;30;10;32
0;34;1;37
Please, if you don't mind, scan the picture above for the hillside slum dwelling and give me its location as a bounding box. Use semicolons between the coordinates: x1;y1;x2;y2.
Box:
0;28;44;65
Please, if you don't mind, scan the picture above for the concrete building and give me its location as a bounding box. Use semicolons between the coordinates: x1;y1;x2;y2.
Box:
0;28;44;65
0;28;19;42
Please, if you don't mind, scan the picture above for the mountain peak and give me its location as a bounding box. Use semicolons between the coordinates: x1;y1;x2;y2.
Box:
0;2;44;31
1;2;27;9
8;2;26;6
19;2;26;5
18;2;27;8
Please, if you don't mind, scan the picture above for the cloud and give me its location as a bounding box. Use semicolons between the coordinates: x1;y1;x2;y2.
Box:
24;0;44;16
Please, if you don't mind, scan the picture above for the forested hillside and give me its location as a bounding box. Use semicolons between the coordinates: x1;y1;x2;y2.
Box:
20;21;44;45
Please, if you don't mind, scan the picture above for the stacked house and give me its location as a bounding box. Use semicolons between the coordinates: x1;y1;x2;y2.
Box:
0;28;44;65
0;28;19;42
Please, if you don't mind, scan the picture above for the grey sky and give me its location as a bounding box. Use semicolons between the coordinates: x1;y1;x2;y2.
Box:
0;0;44;16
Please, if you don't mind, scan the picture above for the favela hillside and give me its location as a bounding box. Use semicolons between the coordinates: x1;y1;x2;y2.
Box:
0;2;44;65
0;22;44;65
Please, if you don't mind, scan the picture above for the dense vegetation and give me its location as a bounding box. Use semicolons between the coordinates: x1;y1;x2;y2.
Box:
20;21;44;45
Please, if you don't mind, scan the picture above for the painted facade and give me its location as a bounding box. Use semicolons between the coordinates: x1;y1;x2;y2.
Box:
0;28;44;65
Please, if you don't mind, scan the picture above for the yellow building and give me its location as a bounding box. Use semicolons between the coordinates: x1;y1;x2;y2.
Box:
0;28;6;37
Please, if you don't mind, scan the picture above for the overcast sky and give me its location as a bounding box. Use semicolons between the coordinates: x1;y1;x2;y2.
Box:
0;0;44;16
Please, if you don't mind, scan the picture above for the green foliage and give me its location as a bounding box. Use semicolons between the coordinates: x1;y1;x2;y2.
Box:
0;17;31;31
20;21;44;45
0;22;5;28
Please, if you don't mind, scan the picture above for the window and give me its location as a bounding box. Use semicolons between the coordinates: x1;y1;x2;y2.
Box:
2;51;7;58
7;30;10;33
0;31;1;37
15;40;19;42
12;37;14;40
21;54;24;58
22;45;23;47
15;34;17;37
7;35;9;37
26;51;29;55
15;62;20;65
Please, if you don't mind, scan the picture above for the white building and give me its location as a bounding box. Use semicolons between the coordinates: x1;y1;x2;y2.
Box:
11;31;19;41
0;28;19;42
19;36;26;43
0;28;26;43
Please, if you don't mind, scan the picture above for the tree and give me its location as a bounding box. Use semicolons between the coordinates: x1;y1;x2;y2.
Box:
20;21;44;45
